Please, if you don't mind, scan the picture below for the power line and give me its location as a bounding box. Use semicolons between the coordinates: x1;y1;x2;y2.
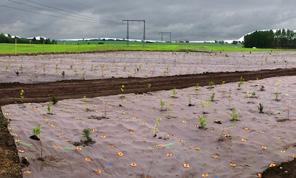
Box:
26;0;95;21
5;0;97;23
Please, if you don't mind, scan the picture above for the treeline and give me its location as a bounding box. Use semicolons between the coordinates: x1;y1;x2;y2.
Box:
0;33;57;44
244;29;296;48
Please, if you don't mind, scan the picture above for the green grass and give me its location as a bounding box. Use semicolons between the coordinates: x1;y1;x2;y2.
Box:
0;41;278;55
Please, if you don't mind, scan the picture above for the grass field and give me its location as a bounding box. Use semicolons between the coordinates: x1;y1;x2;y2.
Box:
0;41;275;55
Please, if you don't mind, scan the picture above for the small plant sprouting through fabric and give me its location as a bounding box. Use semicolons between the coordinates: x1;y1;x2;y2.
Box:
258;103;264;113
198;115;207;129
51;96;58;105
32;126;41;139
30;125;43;160
208;81;215;89
246;91;257;98
195;83;200;96
237;76;244;90
160;99;167;111
274;92;281;101
19;89;25;102
82;128;93;143
210;92;215;102
152;118;161;137
120;84;125;99
47;102;53;115
171;88;177;98
230;108;239;121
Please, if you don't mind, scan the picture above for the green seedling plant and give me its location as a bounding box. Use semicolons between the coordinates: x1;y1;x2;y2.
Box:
237;76;244;90
51;96;58;105
274;92;281;101
30;125;43;160
198;115;207;129
208;81;215;89
230;108;239;121
152;118;161;137
160;99;167;111
47;102;53;115
19;89;25;102
120;84;125;99
171;88;177;98
82;128;94;144
195;83;200;96
246;91;257;98
258;103;264;113
210;92;215;102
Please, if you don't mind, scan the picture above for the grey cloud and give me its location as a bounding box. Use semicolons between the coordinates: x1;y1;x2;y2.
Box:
0;0;295;40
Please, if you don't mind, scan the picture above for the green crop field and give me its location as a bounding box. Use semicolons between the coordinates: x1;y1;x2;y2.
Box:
0;41;276;55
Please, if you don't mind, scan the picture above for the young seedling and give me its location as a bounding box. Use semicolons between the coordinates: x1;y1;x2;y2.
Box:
120;84;125;99
195;83;200;92
30;125;43;160
152;118;161;137
198;115;207;129
19;89;25;102
160;99;167;111
47;102;53;115
210;92;215;102
82;128;95;145
195;83;200;96
251;91;257;98
274;92;281;101
51;96;58;105
30;125;41;140
258;103;264;113
171;88;177;98
237;76;244;90
246;91;257;98
207;81;215;89
230;108;239;121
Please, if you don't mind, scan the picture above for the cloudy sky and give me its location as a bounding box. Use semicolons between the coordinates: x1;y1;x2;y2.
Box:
0;0;295;40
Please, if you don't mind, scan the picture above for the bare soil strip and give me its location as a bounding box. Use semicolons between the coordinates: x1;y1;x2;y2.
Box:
1;68;296;106
0;67;296;178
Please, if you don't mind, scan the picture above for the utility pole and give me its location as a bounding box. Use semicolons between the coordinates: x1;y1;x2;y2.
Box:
160;32;172;43
122;19;146;46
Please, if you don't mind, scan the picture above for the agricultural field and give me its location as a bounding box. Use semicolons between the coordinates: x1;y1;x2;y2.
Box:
0;51;296;178
0;51;296;84
0;42;275;55
2;75;296;178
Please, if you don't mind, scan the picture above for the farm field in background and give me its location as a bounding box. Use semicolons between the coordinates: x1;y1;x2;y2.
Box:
0;42;277;55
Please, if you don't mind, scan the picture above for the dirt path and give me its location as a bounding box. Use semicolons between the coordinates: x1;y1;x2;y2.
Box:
1;67;296;178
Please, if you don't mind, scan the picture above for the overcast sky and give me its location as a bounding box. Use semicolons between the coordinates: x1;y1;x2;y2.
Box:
0;0;296;40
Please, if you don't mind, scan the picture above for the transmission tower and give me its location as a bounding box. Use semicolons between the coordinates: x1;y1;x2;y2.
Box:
122;20;146;45
160;32;172;42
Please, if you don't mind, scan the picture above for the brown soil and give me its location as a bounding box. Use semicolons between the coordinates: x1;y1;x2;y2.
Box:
1;68;296;178
262;159;296;178
1;68;296;106
0;109;22;178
